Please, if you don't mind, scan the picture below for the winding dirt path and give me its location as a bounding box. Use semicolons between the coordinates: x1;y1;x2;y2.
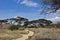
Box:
15;31;34;40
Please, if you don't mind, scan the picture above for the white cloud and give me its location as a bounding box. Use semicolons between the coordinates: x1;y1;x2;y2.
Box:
16;0;39;7
48;10;60;24
48;17;60;24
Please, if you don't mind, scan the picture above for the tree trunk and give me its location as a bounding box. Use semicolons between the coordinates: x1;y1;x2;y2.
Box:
0;22;2;28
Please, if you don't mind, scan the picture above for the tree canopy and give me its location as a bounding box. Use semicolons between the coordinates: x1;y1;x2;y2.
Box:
40;0;60;14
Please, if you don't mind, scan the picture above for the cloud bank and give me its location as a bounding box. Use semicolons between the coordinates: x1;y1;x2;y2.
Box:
15;0;39;7
48;17;60;24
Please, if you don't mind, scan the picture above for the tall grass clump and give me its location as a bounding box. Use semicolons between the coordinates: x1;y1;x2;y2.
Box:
9;25;19;31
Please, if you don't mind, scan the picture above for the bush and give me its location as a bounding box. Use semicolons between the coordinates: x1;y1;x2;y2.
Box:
9;25;19;31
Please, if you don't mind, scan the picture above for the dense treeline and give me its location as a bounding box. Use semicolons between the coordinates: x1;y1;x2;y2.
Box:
0;16;52;27
0;16;59;30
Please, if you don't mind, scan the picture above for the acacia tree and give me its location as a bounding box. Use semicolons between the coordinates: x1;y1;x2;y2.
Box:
7;18;17;24
23;19;28;27
14;16;29;27
16;16;27;25
37;19;52;27
46;20;52;25
40;0;60;14
0;20;8;28
29;20;37;27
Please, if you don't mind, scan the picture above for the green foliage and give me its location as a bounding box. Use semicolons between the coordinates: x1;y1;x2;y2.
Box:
9;25;19;31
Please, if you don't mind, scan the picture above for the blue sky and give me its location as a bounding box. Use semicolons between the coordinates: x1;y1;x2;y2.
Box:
0;0;60;21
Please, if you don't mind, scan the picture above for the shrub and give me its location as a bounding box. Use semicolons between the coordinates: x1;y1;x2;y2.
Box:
9;25;19;31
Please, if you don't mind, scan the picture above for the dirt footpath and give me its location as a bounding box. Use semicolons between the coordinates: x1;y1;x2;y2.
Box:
15;31;34;40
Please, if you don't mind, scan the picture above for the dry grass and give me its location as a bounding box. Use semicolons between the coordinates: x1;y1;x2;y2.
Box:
0;29;29;40
28;28;60;40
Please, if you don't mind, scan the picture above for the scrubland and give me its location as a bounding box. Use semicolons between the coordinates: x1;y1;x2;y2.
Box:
28;28;60;40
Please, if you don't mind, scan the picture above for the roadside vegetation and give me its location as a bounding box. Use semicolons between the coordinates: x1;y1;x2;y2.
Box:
0;0;60;40
0;16;60;29
28;28;60;40
0;16;60;40
0;29;22;40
